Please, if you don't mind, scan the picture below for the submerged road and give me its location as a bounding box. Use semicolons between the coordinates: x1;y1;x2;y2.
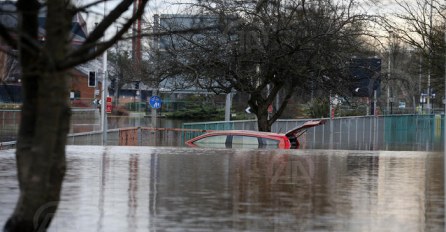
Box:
0;146;444;231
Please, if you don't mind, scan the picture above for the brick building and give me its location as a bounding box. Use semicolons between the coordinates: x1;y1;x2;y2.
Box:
0;3;95;104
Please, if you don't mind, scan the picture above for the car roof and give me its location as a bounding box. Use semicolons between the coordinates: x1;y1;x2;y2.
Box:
198;130;285;137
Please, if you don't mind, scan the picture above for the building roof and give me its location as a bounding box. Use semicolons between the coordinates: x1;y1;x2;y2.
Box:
0;2;88;44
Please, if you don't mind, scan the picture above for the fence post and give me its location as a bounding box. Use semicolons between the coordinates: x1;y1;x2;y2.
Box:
138;127;141;146
340;118;343;145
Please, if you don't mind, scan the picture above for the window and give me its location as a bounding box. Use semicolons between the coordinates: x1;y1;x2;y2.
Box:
261;138;280;148
263;138;280;145
232;135;259;148
193;135;227;148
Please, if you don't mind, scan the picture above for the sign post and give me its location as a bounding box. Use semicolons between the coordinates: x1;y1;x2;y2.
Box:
101;71;108;146
329;93;333;149
373;90;377;150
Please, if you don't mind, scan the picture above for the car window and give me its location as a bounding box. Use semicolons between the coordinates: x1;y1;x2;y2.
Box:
232;135;259;144
260;138;280;148
232;135;259;148
263;138;280;145
193;135;227;148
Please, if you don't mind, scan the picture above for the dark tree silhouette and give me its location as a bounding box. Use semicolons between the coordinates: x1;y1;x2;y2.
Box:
0;0;149;231
159;0;377;131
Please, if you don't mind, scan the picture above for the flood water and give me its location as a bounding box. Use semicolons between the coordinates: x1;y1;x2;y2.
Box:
0;146;444;231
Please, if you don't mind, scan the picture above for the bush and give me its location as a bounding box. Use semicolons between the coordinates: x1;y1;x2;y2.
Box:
71;100;90;108
111;105;129;116
167;104;224;119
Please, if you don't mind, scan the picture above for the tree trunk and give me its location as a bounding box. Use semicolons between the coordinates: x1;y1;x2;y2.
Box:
4;0;71;231
249;94;273;132
5;72;71;232
257;112;272;131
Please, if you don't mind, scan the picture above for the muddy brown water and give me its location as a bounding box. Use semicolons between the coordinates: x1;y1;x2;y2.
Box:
0;146;444;231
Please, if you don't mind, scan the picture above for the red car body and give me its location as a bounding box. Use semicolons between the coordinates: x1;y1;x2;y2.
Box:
185;120;326;149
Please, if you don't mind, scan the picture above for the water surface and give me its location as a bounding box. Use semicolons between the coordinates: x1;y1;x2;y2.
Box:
0;147;444;231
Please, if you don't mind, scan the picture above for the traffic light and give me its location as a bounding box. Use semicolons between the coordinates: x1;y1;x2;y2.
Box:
88;71;96;87
135;82;139;90
110;78;116;90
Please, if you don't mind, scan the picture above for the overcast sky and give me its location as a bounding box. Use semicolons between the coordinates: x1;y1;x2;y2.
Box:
83;0;191;35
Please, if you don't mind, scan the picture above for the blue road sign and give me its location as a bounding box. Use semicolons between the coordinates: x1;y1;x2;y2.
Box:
149;95;162;109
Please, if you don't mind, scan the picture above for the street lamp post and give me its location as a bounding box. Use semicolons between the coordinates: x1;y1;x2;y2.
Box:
389;95;395;115
387;31;392;113
420;93;427;114
430;89;435;114
442;96;446;114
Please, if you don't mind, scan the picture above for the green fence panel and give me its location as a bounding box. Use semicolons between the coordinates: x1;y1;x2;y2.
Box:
384;114;444;144
182;121;234;131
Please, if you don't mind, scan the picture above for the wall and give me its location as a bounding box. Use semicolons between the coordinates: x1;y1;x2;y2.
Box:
70;69;102;100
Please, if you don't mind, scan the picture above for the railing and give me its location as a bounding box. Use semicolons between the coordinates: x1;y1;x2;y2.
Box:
0;110;21;143
182;121;235;131
182;114;446;151
1;114;444;151
66;127;215;147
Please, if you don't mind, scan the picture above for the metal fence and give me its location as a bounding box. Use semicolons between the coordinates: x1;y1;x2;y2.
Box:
1;114;444;151
65;127;215;147
0;110;20;143
182;114;445;151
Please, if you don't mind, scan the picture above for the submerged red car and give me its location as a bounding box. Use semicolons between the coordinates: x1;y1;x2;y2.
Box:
185;120;326;149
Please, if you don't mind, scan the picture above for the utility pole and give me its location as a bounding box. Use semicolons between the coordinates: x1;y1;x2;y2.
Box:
101;2;108;145
115;26;119;106
427;0;433;112
443;16;446;221
152;14;160;127
94;22;98;109
387;31;392;115
225;93;231;121
151;90;158;128
267;84;270;120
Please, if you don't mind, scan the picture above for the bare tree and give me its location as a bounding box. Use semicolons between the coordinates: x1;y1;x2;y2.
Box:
158;0;378;131
389;0;446;97
0;0;149;231
384;34;421;108
108;48;137;100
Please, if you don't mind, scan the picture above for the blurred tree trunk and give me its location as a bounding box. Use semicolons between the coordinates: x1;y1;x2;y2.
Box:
3;0;71;231
2;0;149;230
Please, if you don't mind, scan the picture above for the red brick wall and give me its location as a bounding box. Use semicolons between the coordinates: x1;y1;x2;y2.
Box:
70;70;102;100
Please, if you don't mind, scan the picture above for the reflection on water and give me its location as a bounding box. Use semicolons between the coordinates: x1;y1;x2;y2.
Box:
300;128;446;152
0;147;444;231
